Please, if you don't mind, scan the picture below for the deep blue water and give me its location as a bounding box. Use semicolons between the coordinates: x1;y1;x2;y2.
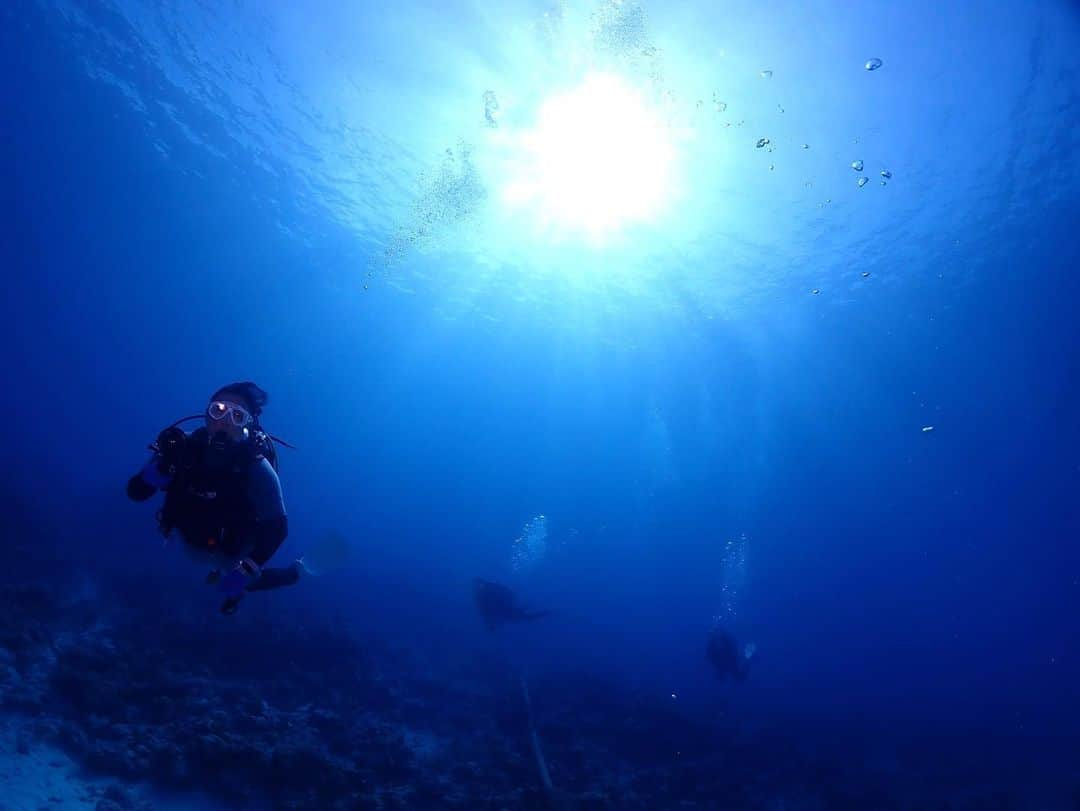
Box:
3;0;1080;808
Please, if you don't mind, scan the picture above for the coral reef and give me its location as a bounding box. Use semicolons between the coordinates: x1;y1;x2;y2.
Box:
0;576;1052;809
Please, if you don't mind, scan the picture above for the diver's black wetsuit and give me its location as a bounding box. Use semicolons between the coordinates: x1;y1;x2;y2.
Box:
473;578;549;630
706;627;750;683
127;433;298;591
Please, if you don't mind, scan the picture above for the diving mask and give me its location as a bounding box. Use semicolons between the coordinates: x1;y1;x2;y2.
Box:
207;400;253;427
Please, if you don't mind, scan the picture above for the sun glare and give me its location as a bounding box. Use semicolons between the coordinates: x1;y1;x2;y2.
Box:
502;73;676;239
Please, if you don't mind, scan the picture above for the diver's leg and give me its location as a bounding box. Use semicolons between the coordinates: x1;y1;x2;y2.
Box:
246;561;303;592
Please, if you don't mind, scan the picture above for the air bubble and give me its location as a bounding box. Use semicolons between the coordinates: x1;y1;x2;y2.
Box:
512;515;549;572
760;69;773;79
881;169;892;179
756;137;770;148
483;90;500;127
857;176;869;187
851;159;864;171
865;58;883;71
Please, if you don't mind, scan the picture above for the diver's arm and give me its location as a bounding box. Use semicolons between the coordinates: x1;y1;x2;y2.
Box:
245;458;288;566
126;456;172;502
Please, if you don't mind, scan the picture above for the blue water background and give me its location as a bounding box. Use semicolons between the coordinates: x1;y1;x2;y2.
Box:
4;0;1080;798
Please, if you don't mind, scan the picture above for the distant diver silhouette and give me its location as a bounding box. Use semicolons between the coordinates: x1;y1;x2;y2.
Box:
473;578;550;630
706;626;755;683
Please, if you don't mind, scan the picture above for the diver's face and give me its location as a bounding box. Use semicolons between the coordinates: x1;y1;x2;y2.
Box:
205;397;252;443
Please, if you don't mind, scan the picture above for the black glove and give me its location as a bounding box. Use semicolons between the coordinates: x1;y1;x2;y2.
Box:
126;474;156;502
155;426;187;473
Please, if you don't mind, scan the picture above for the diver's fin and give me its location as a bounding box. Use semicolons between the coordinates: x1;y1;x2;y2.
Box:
302;530;350;576
293;557;315;578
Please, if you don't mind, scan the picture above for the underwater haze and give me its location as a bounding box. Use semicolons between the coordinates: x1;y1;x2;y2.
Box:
3;0;1080;808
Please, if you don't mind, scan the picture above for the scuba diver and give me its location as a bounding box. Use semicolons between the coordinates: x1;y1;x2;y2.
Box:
126;382;304;615
473;578;550;630
706;625;755;683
